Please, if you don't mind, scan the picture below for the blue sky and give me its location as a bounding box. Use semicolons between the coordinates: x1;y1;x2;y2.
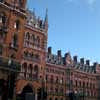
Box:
27;0;100;64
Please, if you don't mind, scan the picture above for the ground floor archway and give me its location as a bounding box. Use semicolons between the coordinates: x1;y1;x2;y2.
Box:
18;84;35;100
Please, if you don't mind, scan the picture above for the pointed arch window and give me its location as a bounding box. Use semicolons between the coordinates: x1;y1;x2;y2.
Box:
28;64;33;78
14;20;20;30
0;13;7;25
22;62;27;78
11;33;18;48
32;34;35;43
25;32;30;40
33;65;38;79
37;36;40;47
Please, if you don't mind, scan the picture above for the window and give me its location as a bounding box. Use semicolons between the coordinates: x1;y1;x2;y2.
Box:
26;32;30;40
55;88;58;93
34;65;38;72
35;54;39;60
50;87;53;92
76;80;77;87
0;45;3;55
50;75;54;83
29;64;33;78
60;88;63;93
14;20;20;30
32;34;35;42
18;0;23;7
12;33;18;48
0;13;6;24
22;62;27;78
56;76;59;83
46;75;48;81
37;36;40;47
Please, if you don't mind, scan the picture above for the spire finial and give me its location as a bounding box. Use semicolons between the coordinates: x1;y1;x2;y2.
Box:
45;8;48;23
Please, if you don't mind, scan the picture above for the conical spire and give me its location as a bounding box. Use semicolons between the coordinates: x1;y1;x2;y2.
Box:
45;8;48;23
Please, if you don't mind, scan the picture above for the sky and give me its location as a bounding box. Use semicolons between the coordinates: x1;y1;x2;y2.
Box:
27;0;100;64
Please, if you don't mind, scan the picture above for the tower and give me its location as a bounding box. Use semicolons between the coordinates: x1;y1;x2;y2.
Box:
0;0;24;99
0;0;27;60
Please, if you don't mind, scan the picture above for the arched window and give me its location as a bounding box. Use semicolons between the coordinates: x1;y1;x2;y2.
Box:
26;32;30;40
32;34;35;43
33;65;38;79
12;33;18;48
55;88;58;93
22;62;27;78
60;88;63;94
23;50;28;57
34;65;38;72
14;20;20;30
30;52;34;57
37;36;40;47
35;54;39;60
0;13;6;24
56;76;59;83
28;64;33;78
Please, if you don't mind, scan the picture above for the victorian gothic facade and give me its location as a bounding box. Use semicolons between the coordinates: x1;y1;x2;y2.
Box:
0;0;100;100
46;47;100;100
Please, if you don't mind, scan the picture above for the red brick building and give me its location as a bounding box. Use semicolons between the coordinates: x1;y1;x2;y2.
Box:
16;6;48;100
46;47;100;100
0;0;100;100
0;0;25;99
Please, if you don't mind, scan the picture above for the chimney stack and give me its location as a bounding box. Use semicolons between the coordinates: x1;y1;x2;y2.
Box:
73;56;77;63
48;47;52;54
57;50;61;57
86;60;90;66
80;58;84;65
93;62;97;67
